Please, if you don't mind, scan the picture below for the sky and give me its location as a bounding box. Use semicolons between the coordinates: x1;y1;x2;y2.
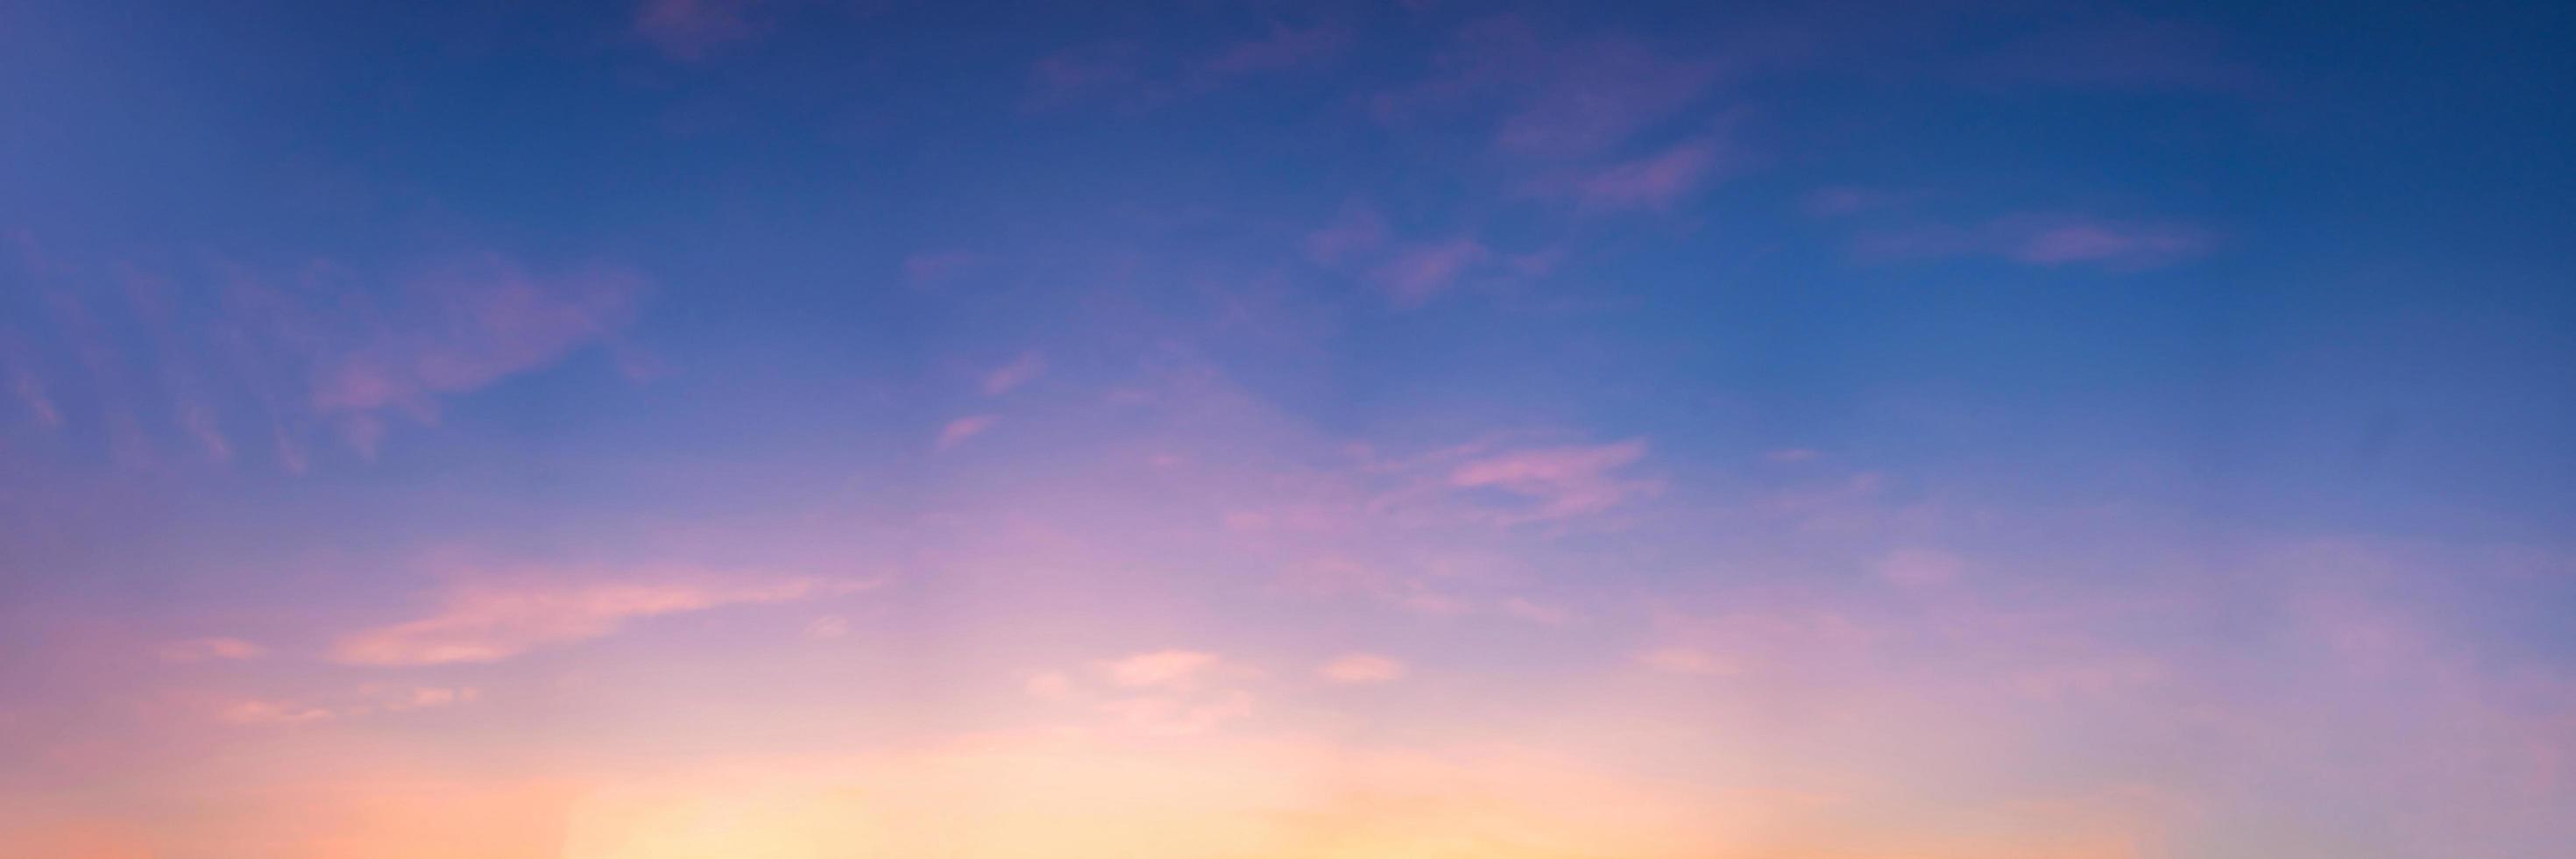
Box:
1;0;2572;855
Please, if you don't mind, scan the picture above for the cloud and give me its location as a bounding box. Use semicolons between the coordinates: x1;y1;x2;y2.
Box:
1371;238;1488;307
902;251;977;288
1271;557;1474;617
1031;22;1348;110
1447;438;1655;522
1024;671;1073;701
633;0;762;61
1028;43;1150;108
937;415;997;451
1853;215;2213;271
216;685;482;727
802;615;850;641
1305;202;1389;266
1969;18;2263;95
1633;646;1737;676
301;256;643;448
1877;548;1964;588
331;575;866;666
1800;186;1916;218
1568;135;1728;212
1028;651;1259;735
1374;17;1723;160
1317;653;1405;685
1094;690;1255;736
980;352;1046;396
159;637;266;664
4;357;59;429
2008;221;2213;268
1199;23;1351;77
1500;597;1578;626
386;686;480;711
1495;43;1719;158
1098;650;1221;689
217;699;336;726
1;244;647;470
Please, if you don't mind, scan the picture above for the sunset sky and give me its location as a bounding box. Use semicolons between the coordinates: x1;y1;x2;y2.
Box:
4;1;2573;856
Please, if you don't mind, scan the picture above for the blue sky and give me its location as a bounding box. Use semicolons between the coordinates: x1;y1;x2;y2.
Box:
3;1;2573;856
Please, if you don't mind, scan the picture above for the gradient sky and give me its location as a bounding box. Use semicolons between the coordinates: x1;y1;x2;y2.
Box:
4;0;2573;856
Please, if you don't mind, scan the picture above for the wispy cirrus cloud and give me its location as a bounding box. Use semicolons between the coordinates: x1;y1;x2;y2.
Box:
159;637;266;664
1877;547;1965;589
2008;220;2215;267
1030;20;1351;110
1563;133;1732;213
937;414;997;451
308;258;640;421
0;244;646;470
2;337;60;429
902;251;977;288
217;698;336;726
633;0;764;61
1633;645;1737;677
1799;186;1920;219
1021;650;1260;736
1968;18;2264;95
216;685;482;727
1853;215;2214;271
1317;652;1405;685
1373;16;1726;160
1199;22;1352;78
1098;650;1222;689
1305;202;1389;266
1371;238;1489;307
332;574;870;666
1447;438;1657;523
980;352;1046;396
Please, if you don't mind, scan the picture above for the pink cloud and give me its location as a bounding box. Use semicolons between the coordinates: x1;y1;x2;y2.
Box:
937;415;997;450
1971;19;2263;95
2010;221;2213;268
1373;17;1723;160
331;575;867;666
159;637;266;664
1306;202;1389;266
217;699;335;727
1447;438;1654;522
2010;656;2170;702
1632;646;1737;677
1200;23;1351;77
1032;22;1347;111
308;258;641;427
1095;688;1254;736
1877;548;1965;589
902;251;977;288
4;354;59;429
1854;216;2213;271
1500;597;1578;626
1571;136;1726;212
1317;653;1406;685
1371;238;1488;307
1272;557;1473;617
1098;650;1221;689
1028;43;1148;108
633;0;762;61
1024;671;1074;700
1494;40;1720;158
1800;186;1916;218
802;614;850;641
980;352;1046;396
